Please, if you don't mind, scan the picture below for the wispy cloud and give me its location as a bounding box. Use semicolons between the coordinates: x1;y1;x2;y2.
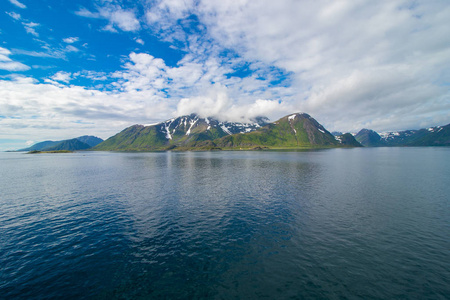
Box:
23;21;39;37
0;75;169;140
140;0;450;132
0;47;30;71
12;43;81;61
76;4;140;32
12;49;64;59
8;0;26;9
51;71;72;83
65;45;79;52
63;37;80;44
195;1;450;131
6;11;21;20
1;0;449;144
6;11;41;38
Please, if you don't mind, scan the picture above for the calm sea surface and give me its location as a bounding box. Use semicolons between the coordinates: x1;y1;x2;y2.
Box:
0;148;449;299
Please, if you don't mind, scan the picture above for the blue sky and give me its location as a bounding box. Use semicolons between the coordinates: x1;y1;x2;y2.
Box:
1;0;449;150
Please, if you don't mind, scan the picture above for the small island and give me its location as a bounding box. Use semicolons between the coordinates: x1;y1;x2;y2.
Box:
26;150;73;154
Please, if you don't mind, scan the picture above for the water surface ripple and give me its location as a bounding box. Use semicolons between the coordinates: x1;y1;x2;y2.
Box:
0;148;449;299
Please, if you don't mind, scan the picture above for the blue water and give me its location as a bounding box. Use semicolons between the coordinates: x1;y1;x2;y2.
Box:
0;148;449;299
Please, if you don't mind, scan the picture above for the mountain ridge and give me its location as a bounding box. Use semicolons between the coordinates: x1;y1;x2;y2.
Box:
355;124;450;147
93;113;362;151
15;115;448;152
17;135;104;152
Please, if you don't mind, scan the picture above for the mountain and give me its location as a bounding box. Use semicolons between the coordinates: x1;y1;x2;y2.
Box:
380;124;450;146
94;114;268;151
17;140;60;151
334;133;363;147
355;124;450;147
94;113;360;151
43;139;91;151
17;135;103;152
76;135;104;147
354;129;385;147
214;113;341;149
407;124;450;146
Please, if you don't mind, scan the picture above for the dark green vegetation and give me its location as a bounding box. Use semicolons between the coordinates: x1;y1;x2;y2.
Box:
18;136;103;152
355;123;450;147
214;114;342;149
94;113;362;151
94;114;267;151
26;150;73;154
19;141;58;152
43;139;91;151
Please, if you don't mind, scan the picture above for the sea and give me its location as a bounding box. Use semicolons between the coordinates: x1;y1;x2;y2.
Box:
0;148;449;299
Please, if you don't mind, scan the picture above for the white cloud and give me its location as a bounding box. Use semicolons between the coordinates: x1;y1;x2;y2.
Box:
109;9;140;31
77;70;108;81
51;71;72;83
8;0;26;9
0;47;12;57
65;45;79;52
135;38;144;45
6;11;21;20
2;1;450;143
76;5;140;32
0;76;171;141
63;37;79;44
0;47;30;71
0;61;30;71
176;85;288;122
145;0;450;132
12;49;65;59
112;51;293;122
0;47;292;142
23;21;39;37
8;12;41;38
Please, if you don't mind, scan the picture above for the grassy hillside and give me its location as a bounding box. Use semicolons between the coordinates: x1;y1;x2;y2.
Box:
215;113;339;149
43;138;91;151
94;113;357;151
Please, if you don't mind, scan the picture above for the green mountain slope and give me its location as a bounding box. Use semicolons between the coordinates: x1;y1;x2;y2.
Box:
42;138;91;151
95;112;359;151
214;113;340;149
94;114;267;151
17;135;103;152
17;140;59;151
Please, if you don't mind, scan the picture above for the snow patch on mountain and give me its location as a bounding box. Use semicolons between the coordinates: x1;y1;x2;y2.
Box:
164;119;174;140
186;118;199;136
220;124;232;135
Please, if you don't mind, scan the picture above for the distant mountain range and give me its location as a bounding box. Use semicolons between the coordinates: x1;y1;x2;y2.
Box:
18;135;103;152
353;125;450;147
93;113;362;151
15;114;449;152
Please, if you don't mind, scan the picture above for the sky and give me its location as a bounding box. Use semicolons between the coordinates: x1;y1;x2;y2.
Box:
1;0;449;150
